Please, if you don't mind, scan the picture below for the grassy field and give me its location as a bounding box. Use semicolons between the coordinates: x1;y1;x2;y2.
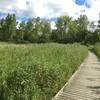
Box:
0;43;88;100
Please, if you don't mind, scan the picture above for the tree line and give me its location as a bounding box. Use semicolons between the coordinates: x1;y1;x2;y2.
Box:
0;13;100;44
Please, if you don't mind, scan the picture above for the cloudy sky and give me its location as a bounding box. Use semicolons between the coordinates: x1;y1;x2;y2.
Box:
0;0;100;21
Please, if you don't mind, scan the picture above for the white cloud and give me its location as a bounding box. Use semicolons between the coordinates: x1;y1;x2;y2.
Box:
84;0;100;21
0;0;100;21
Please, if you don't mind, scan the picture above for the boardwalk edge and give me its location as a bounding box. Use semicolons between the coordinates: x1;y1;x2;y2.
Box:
52;52;89;100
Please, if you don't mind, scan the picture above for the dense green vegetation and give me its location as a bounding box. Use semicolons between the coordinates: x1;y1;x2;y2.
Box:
94;43;100;57
0;43;88;100
0;14;100;44
0;13;99;100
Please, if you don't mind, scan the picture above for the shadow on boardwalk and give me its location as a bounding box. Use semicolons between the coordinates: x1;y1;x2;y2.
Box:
53;52;100;100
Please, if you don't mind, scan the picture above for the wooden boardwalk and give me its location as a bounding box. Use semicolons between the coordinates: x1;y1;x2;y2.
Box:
53;52;100;100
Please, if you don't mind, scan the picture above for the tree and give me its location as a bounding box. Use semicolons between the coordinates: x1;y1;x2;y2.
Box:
97;20;100;29
0;13;100;44
0;14;17;41
67;20;78;43
55;16;72;43
89;21;95;32
0;18;6;40
10;14;17;40
12;21;26;43
77;15;89;30
76;15;89;42
84;21;100;44
93;17;100;43
38;19;51;43
24;19;38;43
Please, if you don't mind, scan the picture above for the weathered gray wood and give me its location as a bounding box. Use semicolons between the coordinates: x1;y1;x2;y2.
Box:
53;52;100;100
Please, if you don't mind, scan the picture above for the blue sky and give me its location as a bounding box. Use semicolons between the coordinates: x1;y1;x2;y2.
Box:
0;0;100;21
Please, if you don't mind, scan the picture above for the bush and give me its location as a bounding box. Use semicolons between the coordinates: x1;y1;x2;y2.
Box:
94;43;100;57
